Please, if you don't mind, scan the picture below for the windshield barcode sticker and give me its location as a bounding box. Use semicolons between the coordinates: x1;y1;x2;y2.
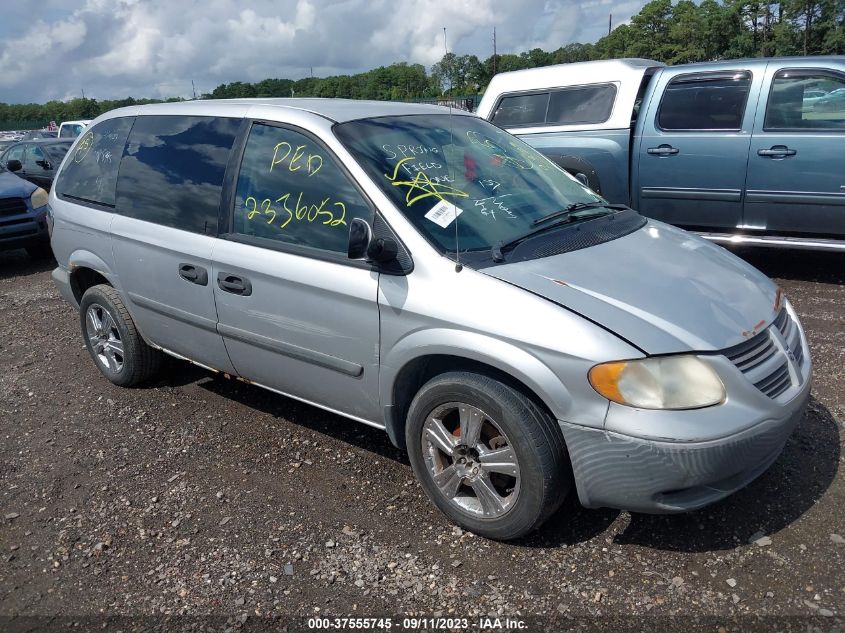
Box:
425;200;463;228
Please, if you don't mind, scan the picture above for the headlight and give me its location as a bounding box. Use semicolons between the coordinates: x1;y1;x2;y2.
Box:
30;187;49;209
589;355;725;410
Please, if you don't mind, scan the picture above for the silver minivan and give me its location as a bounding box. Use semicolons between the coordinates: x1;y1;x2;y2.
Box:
48;100;811;540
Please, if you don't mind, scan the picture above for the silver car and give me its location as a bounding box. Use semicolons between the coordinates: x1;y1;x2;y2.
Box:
48;100;811;540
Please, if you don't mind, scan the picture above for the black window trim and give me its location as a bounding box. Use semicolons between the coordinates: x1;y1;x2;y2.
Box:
490;82;619;129
656;69;753;133
220;118;413;275
762;66;845;133
56;115;138;212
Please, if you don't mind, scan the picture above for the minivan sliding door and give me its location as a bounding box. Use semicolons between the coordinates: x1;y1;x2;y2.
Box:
111;115;240;373
213;121;382;424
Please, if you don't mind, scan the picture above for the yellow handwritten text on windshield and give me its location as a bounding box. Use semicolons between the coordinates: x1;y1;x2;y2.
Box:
385;157;469;207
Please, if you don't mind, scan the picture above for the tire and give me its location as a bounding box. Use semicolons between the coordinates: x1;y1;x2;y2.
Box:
550;155;602;195
406;371;571;540
79;284;162;387
25;241;54;260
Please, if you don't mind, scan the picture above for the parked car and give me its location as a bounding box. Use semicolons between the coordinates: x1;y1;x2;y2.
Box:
477;56;845;251
0;139;72;191
23;129;58;140
49;100;810;539
810;87;845;112
58;120;91;139
0;161;52;258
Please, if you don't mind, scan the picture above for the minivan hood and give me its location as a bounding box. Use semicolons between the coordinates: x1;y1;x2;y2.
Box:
483;221;779;354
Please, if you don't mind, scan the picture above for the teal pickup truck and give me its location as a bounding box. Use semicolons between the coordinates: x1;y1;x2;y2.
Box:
477;56;845;251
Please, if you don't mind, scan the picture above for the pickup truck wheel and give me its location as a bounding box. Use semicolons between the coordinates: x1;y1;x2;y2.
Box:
406;371;571;540
79;284;162;387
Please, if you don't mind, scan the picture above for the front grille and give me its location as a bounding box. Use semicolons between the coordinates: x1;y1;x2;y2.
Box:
0;197;28;218
754;361;791;398
773;307;804;368
723;307;804;399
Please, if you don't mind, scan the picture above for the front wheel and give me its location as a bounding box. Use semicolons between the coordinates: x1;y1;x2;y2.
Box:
406;372;571;540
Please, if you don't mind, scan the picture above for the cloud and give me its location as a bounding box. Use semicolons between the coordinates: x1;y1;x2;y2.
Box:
0;0;647;104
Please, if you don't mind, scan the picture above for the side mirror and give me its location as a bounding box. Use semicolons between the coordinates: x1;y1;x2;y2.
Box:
36;160;51;170
7;159;22;172
347;218;372;260
348;218;399;263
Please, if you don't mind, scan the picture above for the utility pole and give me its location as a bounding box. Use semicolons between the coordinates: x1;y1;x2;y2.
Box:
191;79;197;100
310;67;313;78
608;14;612;36
493;27;497;75
81;87;85;100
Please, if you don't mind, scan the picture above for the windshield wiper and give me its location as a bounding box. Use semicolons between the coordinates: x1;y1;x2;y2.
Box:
490;207;628;262
532;202;628;227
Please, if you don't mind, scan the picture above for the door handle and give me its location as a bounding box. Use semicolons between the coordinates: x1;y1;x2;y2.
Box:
178;263;208;286
217;272;252;296
757;145;797;158
647;144;680;156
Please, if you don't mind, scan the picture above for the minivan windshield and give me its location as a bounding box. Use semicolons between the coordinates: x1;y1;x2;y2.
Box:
334;114;608;255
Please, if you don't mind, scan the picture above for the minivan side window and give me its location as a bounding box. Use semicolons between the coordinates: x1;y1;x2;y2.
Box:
658;71;752;131
231;123;372;254
764;69;845;131
116;115;240;235
55;117;134;207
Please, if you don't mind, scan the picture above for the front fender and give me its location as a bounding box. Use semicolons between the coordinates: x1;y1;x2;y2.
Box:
380;327;574;423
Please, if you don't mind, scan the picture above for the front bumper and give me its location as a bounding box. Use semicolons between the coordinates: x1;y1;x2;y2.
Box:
0;206;49;250
560;367;811;514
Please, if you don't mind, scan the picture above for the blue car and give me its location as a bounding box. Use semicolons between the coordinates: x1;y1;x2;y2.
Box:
0;163;52;258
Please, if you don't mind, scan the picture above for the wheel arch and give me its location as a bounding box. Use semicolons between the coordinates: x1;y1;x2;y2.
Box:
67;250;118;306
380;331;572;450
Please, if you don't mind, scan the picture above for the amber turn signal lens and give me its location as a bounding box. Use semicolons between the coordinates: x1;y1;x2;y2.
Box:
588;362;627;404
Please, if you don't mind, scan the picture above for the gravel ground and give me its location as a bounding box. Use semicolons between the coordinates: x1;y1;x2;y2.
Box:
0;246;843;632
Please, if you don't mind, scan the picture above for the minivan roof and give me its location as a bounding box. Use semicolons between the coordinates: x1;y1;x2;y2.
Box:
129;99;471;123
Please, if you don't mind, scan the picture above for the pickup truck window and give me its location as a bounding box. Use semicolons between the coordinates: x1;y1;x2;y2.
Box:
658;71;752;131
547;84;617;125
492;84;617;128
765;69;845;131
492;93;549;127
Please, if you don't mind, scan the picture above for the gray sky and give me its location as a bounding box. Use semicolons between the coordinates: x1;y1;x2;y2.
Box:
0;0;646;104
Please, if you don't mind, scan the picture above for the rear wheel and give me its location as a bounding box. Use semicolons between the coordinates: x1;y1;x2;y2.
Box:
79;284;162;386
406;371;571;540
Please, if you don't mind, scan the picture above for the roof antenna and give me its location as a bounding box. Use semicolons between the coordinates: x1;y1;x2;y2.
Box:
443;27;462;273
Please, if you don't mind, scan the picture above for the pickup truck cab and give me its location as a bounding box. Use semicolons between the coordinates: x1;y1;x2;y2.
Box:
477;56;845;250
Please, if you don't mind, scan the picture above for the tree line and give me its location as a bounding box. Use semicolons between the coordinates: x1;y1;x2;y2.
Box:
1;0;842;127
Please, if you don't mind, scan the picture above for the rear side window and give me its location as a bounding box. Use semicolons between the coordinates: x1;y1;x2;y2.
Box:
56;117;134;207
547;84;617;125
491;93;550;127
116;115;240;234
765;69;845;131
493;84;617;128
231;123;372;254
23;145;44;171
658;71;752;131
47;143;70;163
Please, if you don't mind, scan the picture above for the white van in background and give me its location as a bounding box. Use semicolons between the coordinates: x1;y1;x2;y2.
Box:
58;120;92;139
